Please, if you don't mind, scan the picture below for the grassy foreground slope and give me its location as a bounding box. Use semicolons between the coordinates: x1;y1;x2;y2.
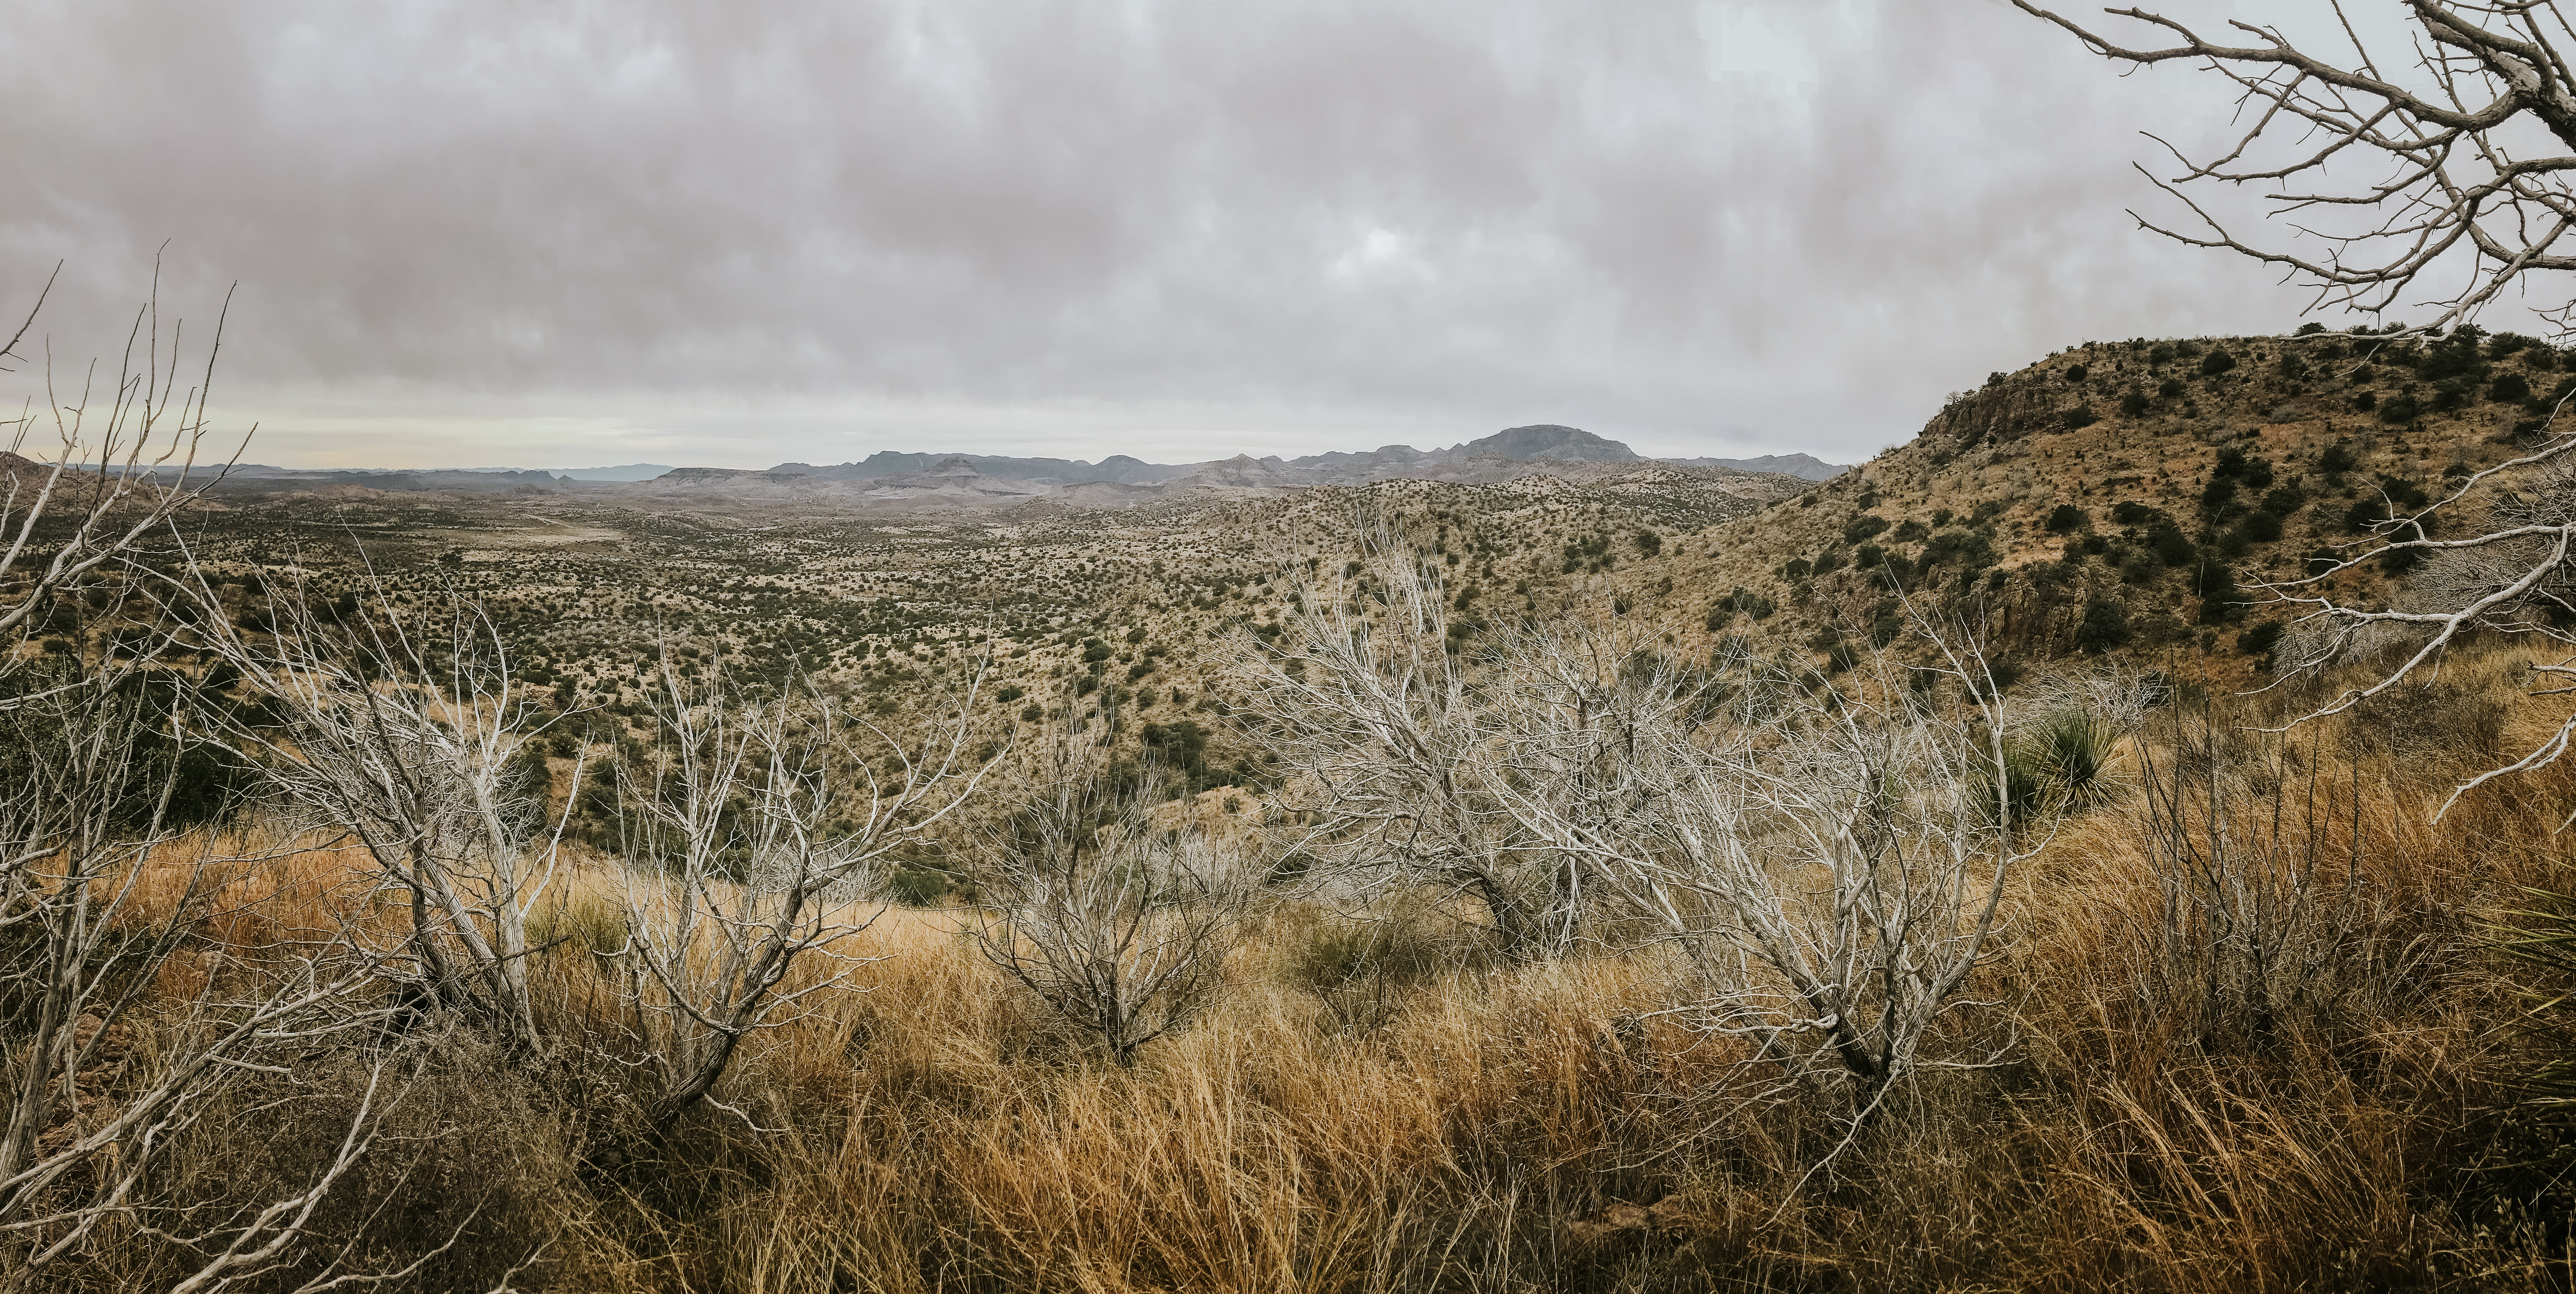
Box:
46;646;2576;1292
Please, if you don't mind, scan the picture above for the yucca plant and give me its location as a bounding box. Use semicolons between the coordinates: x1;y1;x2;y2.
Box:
1975;705;2120;828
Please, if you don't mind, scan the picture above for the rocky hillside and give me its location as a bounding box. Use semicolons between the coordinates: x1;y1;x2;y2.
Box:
1644;326;2557;682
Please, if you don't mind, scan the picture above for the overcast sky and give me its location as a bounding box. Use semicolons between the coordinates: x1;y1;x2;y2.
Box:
0;1;2550;470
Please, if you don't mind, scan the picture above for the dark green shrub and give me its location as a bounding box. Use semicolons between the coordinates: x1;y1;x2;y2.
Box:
2150;526;2198;568
2045;504;2090;534
2379;392;2423;423
1869;605;1903;647
1141;719;1217;789
1843;514;1890;545
2319;442;2360;473
2491;371;2533;403
1919;528;2001;576
2200;349;2237;376
2238;620;2285;670
2076;597;2132;652
2193;560;2241;624
885;862;956;907
1707;588;1776;628
2120;388;2151;418
2062;403;2099;429
2419;329;2489;381
2347;476;2431;532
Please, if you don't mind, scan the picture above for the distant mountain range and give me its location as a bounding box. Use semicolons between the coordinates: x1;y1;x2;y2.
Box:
767;426;1844;487
178;426;1844;503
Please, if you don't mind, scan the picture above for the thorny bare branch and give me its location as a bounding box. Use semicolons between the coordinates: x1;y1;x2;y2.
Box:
2016;2;2576;336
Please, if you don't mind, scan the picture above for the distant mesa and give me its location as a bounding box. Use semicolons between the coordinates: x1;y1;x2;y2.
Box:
655;466;809;486
1454;424;1640;463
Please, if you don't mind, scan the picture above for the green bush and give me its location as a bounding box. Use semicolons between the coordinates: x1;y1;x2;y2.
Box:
2260;483;2308;517
2045;504;2090;534
885;861;956;907
2193;560;2242;624
2199;349;2237;376
2238;620;2286;670
2151;526;2198;568
2076;597;2132;652
1707;588;1776;629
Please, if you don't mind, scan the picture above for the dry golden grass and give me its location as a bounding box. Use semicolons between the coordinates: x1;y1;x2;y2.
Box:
36;643;2576;1292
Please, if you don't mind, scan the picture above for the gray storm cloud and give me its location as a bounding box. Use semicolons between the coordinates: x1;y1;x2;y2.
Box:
0;0;2443;468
